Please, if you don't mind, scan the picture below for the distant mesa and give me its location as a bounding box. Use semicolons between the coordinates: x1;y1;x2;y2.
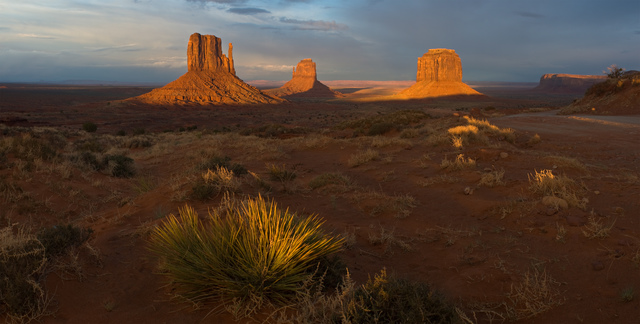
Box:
533;74;607;93
265;59;342;98
396;49;482;99
131;33;283;105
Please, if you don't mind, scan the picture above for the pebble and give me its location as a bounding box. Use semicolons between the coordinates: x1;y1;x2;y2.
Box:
464;186;474;195
499;152;509;159
594;190;600;195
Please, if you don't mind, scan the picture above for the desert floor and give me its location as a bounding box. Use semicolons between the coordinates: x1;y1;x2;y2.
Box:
0;82;638;323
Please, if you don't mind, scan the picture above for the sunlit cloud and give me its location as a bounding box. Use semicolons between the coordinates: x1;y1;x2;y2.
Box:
17;33;56;39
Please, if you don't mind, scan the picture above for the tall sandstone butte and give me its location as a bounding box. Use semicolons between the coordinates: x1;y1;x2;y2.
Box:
131;33;282;105
266;59;341;98
398;49;482;98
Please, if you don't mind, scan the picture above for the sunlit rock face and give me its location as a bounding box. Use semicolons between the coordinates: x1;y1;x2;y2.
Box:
131;33;283;105
397;48;482;98
534;74;607;93
266;59;341;98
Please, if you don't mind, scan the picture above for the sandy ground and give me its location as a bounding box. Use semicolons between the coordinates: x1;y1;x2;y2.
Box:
0;83;638;323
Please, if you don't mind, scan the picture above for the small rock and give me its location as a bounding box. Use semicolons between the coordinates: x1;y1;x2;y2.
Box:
591;261;604;271
566;215;587;227
464;186;474;195
594;190;600;195
552;165;558;169
581;197;589;205
542;196;569;210
545;207;558;216
499;152;509;159
484;167;493;172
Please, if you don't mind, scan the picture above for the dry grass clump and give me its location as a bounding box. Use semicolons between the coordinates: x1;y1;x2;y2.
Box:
478;169;505;187
347;149;379;167
368;226;413;253
582;214;616;239
543;155;588;172
192;166;241;200
279;269;462;324
352;190;417;218
0;226;52;322
528;169;586;209
149;195;344;317
447;125;486;149
463;116;516;143
506;268;564;320
441;154;476;171
308;173;353;192
370;137;413;149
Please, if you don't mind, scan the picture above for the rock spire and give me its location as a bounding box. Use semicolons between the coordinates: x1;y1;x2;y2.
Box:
131;33;282;105
266;59;341;98
397;49;482;98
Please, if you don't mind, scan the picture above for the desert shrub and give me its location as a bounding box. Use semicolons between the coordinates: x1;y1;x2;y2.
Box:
309;173;352;190
506;268;563;320
528;169;586;209
82;122;97;133
10;133;62;162
268;164;297;182
367;122;394;136
191;167;240;200
199;156;247;176
338;110;429;132
347;149;380;167
149;195;344;316
605;64;624;79
36;224;92;258
102;154;136;178
133;128;146;135
0;227;50;321
343;269;460;324
479;169;506;187
70;151;103;171
440;154;476;171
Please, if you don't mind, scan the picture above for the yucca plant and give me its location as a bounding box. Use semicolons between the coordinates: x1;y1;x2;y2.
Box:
149;195;344;315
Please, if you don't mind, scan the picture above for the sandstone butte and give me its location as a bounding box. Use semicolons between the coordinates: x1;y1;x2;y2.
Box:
396;49;482;99
533;73;607;93
265;59;342;98
131;33;283;105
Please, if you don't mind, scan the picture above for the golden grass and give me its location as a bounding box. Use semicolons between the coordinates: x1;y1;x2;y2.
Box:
528;169;586;209
441;154;476;171
506;268;564;320
543;155;588;172
478;169;505;187
582;214;615;239
347;149;379;167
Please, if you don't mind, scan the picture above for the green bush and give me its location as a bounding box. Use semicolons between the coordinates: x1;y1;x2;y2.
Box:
102;154;136;178
344;269;460;324
82;122;97;133
37;224;92;258
149;195;344;315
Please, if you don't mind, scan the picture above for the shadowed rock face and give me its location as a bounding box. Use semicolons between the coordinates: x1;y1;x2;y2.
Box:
398;49;482;98
534;74;607;93
131;33;282;105
266;59;341;98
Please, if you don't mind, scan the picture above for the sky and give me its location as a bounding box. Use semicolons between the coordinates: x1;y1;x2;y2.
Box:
0;0;638;83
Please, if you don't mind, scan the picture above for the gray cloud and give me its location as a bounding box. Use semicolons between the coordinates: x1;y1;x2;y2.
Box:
227;7;271;15
186;0;246;3
279;17;348;31
87;44;141;52
18;33;56;39
0;27;10;32
514;11;545;19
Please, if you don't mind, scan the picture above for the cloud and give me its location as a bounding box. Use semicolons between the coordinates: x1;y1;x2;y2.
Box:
0;27;10;32
279;17;348;31
514;11;545;19
186;0;246;4
17;33;55;39
227;7;270;15
86;44;141;52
